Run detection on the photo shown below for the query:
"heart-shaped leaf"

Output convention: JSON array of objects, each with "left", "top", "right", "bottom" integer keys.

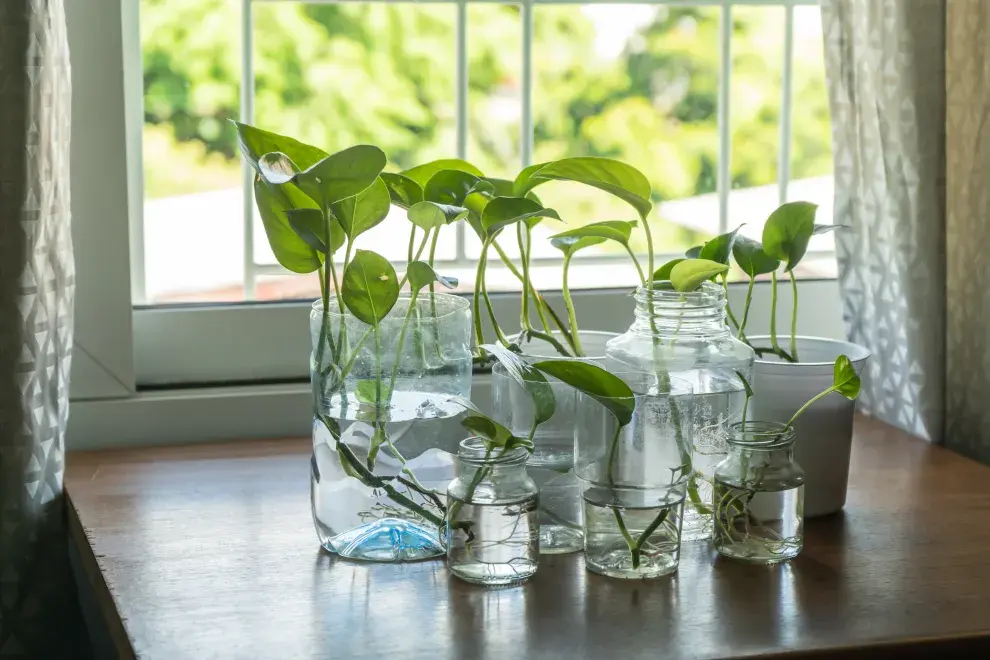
[
  {"left": 381, "top": 172, "right": 423, "bottom": 209},
  {"left": 253, "top": 177, "right": 322, "bottom": 274},
  {"left": 232, "top": 121, "right": 328, "bottom": 173},
  {"left": 549, "top": 220, "right": 637, "bottom": 255},
  {"left": 286, "top": 208, "right": 344, "bottom": 255},
  {"left": 461, "top": 415, "right": 523, "bottom": 449},
  {"left": 832, "top": 355, "right": 861, "bottom": 400},
  {"left": 401, "top": 159, "right": 484, "bottom": 188},
  {"left": 699, "top": 226, "right": 743, "bottom": 265},
  {"left": 355, "top": 379, "right": 378, "bottom": 405},
  {"left": 482, "top": 343, "right": 556, "bottom": 427},
  {"left": 481, "top": 197, "right": 560, "bottom": 239},
  {"left": 515, "top": 158, "right": 653, "bottom": 219},
  {"left": 423, "top": 170, "right": 494, "bottom": 206},
  {"left": 332, "top": 177, "right": 390, "bottom": 241},
  {"left": 406, "top": 261, "right": 457, "bottom": 292},
  {"left": 293, "top": 145, "right": 387, "bottom": 210},
  {"left": 652, "top": 258, "right": 685, "bottom": 282},
  {"left": 732, "top": 236, "right": 780, "bottom": 277},
  {"left": 685, "top": 245, "right": 703, "bottom": 258},
  {"left": 762, "top": 201, "right": 818, "bottom": 271},
  {"left": 340, "top": 250, "right": 400, "bottom": 325},
  {"left": 531, "top": 359, "right": 636, "bottom": 427},
  {"left": 551, "top": 235, "right": 606, "bottom": 258},
  {"left": 669, "top": 258, "right": 729, "bottom": 292},
  {"left": 407, "top": 201, "right": 468, "bottom": 230}
]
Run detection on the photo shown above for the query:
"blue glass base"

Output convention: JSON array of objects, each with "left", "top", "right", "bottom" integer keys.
[{"left": 322, "top": 518, "right": 444, "bottom": 562}]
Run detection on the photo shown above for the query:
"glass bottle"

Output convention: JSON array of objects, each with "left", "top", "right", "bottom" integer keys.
[
  {"left": 712, "top": 422, "right": 805, "bottom": 563},
  {"left": 605, "top": 281, "right": 755, "bottom": 542},
  {"left": 446, "top": 437, "right": 540, "bottom": 586}
]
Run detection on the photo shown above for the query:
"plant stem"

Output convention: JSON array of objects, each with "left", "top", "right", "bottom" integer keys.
[
  {"left": 738, "top": 276, "right": 755, "bottom": 342},
  {"left": 623, "top": 244, "right": 647, "bottom": 287},
  {"left": 769, "top": 270, "right": 781, "bottom": 356},
  {"left": 492, "top": 239, "right": 559, "bottom": 339},
  {"left": 387, "top": 291, "right": 419, "bottom": 395},
  {"left": 605, "top": 423, "right": 623, "bottom": 486},
  {"left": 517, "top": 223, "right": 532, "bottom": 332},
  {"left": 397, "top": 230, "right": 433, "bottom": 289},
  {"left": 472, "top": 242, "right": 488, "bottom": 346},
  {"left": 640, "top": 213, "right": 655, "bottom": 290},
  {"left": 612, "top": 508, "right": 639, "bottom": 569},
  {"left": 789, "top": 269, "right": 799, "bottom": 362},
  {"left": 786, "top": 386, "right": 836, "bottom": 429},
  {"left": 721, "top": 273, "right": 741, "bottom": 333},
  {"left": 407, "top": 224, "right": 416, "bottom": 264},
  {"left": 633, "top": 508, "right": 669, "bottom": 557},
  {"left": 561, "top": 253, "right": 585, "bottom": 356},
  {"left": 522, "top": 329, "right": 571, "bottom": 357}
]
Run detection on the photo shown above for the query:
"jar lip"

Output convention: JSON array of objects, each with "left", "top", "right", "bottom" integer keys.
[
  {"left": 728, "top": 421, "right": 796, "bottom": 449},
  {"left": 635, "top": 280, "right": 725, "bottom": 302},
  {"left": 458, "top": 436, "right": 530, "bottom": 465},
  {"left": 311, "top": 292, "right": 469, "bottom": 320}
]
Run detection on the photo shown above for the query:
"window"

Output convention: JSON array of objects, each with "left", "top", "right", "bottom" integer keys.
[{"left": 66, "top": 0, "right": 844, "bottom": 445}]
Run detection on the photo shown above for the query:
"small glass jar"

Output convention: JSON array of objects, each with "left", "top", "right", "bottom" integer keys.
[
  {"left": 712, "top": 422, "right": 805, "bottom": 563},
  {"left": 606, "top": 281, "right": 754, "bottom": 542},
  {"left": 446, "top": 438, "right": 540, "bottom": 586}
]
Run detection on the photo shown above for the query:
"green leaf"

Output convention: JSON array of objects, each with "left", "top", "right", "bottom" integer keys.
[
  {"left": 423, "top": 170, "right": 494, "bottom": 207},
  {"left": 481, "top": 197, "right": 560, "bottom": 239},
  {"left": 355, "top": 380, "right": 378, "bottom": 405},
  {"left": 332, "top": 177, "right": 390, "bottom": 241},
  {"left": 515, "top": 158, "right": 653, "bottom": 219},
  {"left": 732, "top": 236, "right": 780, "bottom": 277},
  {"left": 401, "top": 159, "right": 484, "bottom": 188},
  {"left": 407, "top": 201, "right": 468, "bottom": 229},
  {"left": 550, "top": 235, "right": 606, "bottom": 258},
  {"left": 461, "top": 415, "right": 518, "bottom": 448},
  {"left": 231, "top": 121, "right": 328, "bottom": 173},
  {"left": 511, "top": 162, "right": 551, "bottom": 196},
  {"left": 669, "top": 258, "right": 730, "bottom": 292},
  {"left": 699, "top": 226, "right": 743, "bottom": 265},
  {"left": 548, "top": 220, "right": 637, "bottom": 256},
  {"left": 482, "top": 177, "right": 516, "bottom": 197},
  {"left": 292, "top": 145, "right": 387, "bottom": 210},
  {"left": 381, "top": 173, "right": 423, "bottom": 209},
  {"left": 287, "top": 208, "right": 332, "bottom": 255},
  {"left": 762, "top": 201, "right": 818, "bottom": 271},
  {"left": 735, "top": 369, "right": 754, "bottom": 398},
  {"left": 340, "top": 250, "right": 400, "bottom": 325},
  {"left": 685, "top": 245, "right": 702, "bottom": 258},
  {"left": 832, "top": 355, "right": 862, "bottom": 400},
  {"left": 406, "top": 261, "right": 457, "bottom": 292},
  {"left": 530, "top": 359, "right": 636, "bottom": 427},
  {"left": 481, "top": 343, "right": 556, "bottom": 427},
  {"left": 652, "top": 258, "right": 685, "bottom": 282},
  {"left": 253, "top": 177, "right": 322, "bottom": 274}
]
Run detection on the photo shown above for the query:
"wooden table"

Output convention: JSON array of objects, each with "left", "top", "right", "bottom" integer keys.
[{"left": 67, "top": 416, "right": 990, "bottom": 659}]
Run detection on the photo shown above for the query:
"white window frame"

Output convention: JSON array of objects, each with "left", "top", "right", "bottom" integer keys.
[{"left": 66, "top": 0, "right": 843, "bottom": 449}]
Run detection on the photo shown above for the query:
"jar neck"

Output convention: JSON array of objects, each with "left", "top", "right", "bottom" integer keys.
[
  {"left": 455, "top": 437, "right": 529, "bottom": 474},
  {"left": 632, "top": 282, "right": 730, "bottom": 338},
  {"left": 727, "top": 421, "right": 796, "bottom": 459}
]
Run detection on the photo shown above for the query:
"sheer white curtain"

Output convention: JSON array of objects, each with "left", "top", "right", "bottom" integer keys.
[
  {"left": 823, "top": 0, "right": 990, "bottom": 463},
  {"left": 0, "top": 0, "right": 88, "bottom": 655}
]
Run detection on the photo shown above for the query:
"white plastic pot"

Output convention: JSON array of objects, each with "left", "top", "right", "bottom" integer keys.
[{"left": 748, "top": 336, "right": 871, "bottom": 518}]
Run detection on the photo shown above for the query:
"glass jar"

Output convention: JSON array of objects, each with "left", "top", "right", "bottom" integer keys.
[
  {"left": 712, "top": 422, "right": 805, "bottom": 563},
  {"left": 575, "top": 375, "right": 693, "bottom": 579},
  {"left": 605, "top": 281, "right": 754, "bottom": 542},
  {"left": 310, "top": 293, "right": 472, "bottom": 562},
  {"left": 446, "top": 438, "right": 540, "bottom": 586}
]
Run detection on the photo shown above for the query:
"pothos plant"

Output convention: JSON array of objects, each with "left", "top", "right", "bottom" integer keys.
[{"left": 663, "top": 201, "right": 840, "bottom": 363}]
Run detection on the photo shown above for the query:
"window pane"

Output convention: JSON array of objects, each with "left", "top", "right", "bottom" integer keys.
[{"left": 141, "top": 0, "right": 243, "bottom": 303}]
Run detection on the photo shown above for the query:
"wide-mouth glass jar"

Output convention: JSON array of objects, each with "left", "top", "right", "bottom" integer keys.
[
  {"left": 309, "top": 293, "right": 472, "bottom": 562},
  {"left": 712, "top": 421, "right": 805, "bottom": 563},
  {"left": 606, "top": 282, "right": 754, "bottom": 543},
  {"left": 446, "top": 437, "right": 540, "bottom": 586},
  {"left": 574, "top": 374, "right": 694, "bottom": 579}
]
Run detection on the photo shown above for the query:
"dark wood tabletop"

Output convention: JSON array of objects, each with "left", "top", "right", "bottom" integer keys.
[{"left": 66, "top": 415, "right": 990, "bottom": 660}]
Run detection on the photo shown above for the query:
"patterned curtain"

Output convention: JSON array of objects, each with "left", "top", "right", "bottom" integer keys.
[
  {"left": 820, "top": 0, "right": 947, "bottom": 443},
  {"left": 823, "top": 0, "right": 990, "bottom": 463},
  {"left": 0, "top": 1, "right": 89, "bottom": 656}
]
